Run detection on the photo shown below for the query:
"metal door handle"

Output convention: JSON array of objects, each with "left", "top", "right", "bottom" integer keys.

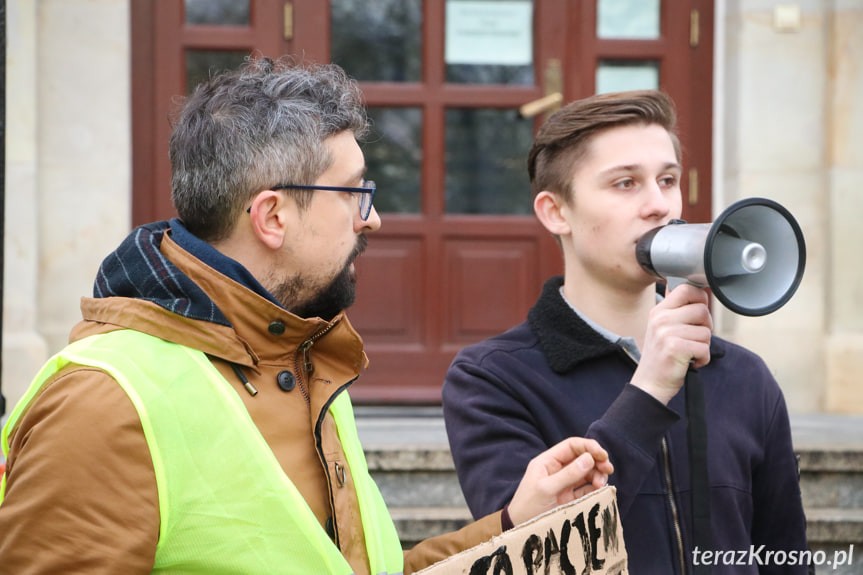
[
  {"left": 520, "top": 59, "right": 563, "bottom": 119},
  {"left": 519, "top": 92, "right": 563, "bottom": 118}
]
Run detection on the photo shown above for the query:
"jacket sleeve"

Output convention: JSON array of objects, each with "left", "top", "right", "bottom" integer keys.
[
  {"left": 402, "top": 510, "right": 502, "bottom": 574},
  {"left": 584, "top": 384, "right": 680, "bottom": 516},
  {"left": 443, "top": 352, "right": 679, "bottom": 522},
  {"left": 443, "top": 356, "right": 559, "bottom": 520},
  {"left": 750, "top": 391, "right": 810, "bottom": 574},
  {"left": 0, "top": 367, "right": 159, "bottom": 574}
]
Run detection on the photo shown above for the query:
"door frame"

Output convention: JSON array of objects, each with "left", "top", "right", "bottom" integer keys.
[{"left": 130, "top": 0, "right": 714, "bottom": 403}]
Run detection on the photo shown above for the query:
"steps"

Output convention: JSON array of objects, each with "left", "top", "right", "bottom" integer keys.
[
  {"left": 359, "top": 408, "right": 471, "bottom": 549},
  {"left": 793, "top": 417, "right": 863, "bottom": 573},
  {"left": 357, "top": 408, "right": 863, "bottom": 571},
  {"left": 363, "top": 443, "right": 470, "bottom": 549}
]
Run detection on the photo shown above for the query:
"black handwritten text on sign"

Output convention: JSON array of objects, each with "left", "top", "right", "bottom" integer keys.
[{"left": 469, "top": 502, "right": 624, "bottom": 575}]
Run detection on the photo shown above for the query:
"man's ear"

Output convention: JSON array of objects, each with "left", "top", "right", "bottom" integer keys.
[
  {"left": 248, "top": 190, "right": 288, "bottom": 250},
  {"left": 533, "top": 191, "right": 571, "bottom": 236}
]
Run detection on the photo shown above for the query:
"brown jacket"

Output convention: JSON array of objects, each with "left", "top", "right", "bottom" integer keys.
[{"left": 0, "top": 228, "right": 501, "bottom": 574}]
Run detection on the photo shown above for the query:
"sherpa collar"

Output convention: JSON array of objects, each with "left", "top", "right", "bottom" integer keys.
[
  {"left": 527, "top": 276, "right": 620, "bottom": 374},
  {"left": 527, "top": 276, "right": 724, "bottom": 375}
]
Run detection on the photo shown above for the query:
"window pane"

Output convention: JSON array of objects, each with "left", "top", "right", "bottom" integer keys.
[
  {"left": 446, "top": 63, "right": 534, "bottom": 85},
  {"left": 597, "top": 0, "right": 660, "bottom": 39},
  {"left": 185, "top": 0, "right": 250, "bottom": 26},
  {"left": 445, "top": 108, "right": 532, "bottom": 215},
  {"left": 363, "top": 108, "right": 423, "bottom": 214},
  {"left": 331, "top": 0, "right": 422, "bottom": 82},
  {"left": 445, "top": 0, "right": 534, "bottom": 85},
  {"left": 596, "top": 60, "right": 660, "bottom": 94},
  {"left": 186, "top": 50, "right": 250, "bottom": 94}
]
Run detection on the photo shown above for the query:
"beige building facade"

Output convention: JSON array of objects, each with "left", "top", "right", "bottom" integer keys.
[{"left": 3, "top": 0, "right": 862, "bottom": 415}]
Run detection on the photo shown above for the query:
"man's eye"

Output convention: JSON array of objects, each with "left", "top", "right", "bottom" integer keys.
[
  {"left": 659, "top": 175, "right": 678, "bottom": 187},
  {"left": 613, "top": 179, "right": 636, "bottom": 189}
]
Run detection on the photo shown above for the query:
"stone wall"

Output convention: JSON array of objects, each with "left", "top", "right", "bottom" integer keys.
[
  {"left": 824, "top": 1, "right": 863, "bottom": 413},
  {"left": 718, "top": 0, "right": 863, "bottom": 414},
  {"left": 2, "top": 0, "right": 861, "bottom": 415},
  {"left": 2, "top": 0, "right": 131, "bottom": 410}
]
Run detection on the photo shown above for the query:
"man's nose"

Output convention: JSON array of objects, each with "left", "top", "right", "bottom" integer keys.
[
  {"left": 357, "top": 205, "right": 382, "bottom": 233},
  {"left": 643, "top": 181, "right": 673, "bottom": 219}
]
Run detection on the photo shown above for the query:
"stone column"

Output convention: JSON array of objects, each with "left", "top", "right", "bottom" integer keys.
[
  {"left": 825, "top": 0, "right": 863, "bottom": 413},
  {"left": 37, "top": 0, "right": 132, "bottom": 353},
  {"left": 2, "top": 0, "right": 131, "bottom": 412},
  {"left": 720, "top": 0, "right": 829, "bottom": 412},
  {"left": 3, "top": 0, "right": 46, "bottom": 414}
]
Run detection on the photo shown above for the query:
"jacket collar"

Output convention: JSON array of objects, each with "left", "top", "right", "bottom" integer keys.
[
  {"left": 527, "top": 276, "right": 725, "bottom": 374},
  {"left": 78, "top": 222, "right": 368, "bottom": 372},
  {"left": 528, "top": 276, "right": 620, "bottom": 374}
]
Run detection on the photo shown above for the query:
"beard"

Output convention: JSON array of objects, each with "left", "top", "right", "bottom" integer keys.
[{"left": 271, "top": 235, "right": 368, "bottom": 322}]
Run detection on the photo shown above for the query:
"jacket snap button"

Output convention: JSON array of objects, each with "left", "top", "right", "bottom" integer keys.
[
  {"left": 276, "top": 370, "right": 296, "bottom": 392},
  {"left": 268, "top": 320, "right": 286, "bottom": 335}
]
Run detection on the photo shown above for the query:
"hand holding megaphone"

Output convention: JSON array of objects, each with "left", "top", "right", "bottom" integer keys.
[
  {"left": 636, "top": 198, "right": 806, "bottom": 316},
  {"left": 633, "top": 200, "right": 803, "bottom": 559}
]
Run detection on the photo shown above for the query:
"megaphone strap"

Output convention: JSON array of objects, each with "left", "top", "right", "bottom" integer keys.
[{"left": 686, "top": 368, "right": 713, "bottom": 573}]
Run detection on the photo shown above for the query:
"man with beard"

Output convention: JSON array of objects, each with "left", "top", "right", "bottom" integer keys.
[{"left": 0, "top": 57, "right": 613, "bottom": 575}]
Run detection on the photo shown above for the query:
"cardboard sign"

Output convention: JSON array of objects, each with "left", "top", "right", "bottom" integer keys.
[{"left": 417, "top": 486, "right": 628, "bottom": 575}]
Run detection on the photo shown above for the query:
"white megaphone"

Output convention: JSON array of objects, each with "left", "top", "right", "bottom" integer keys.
[{"left": 635, "top": 198, "right": 806, "bottom": 316}]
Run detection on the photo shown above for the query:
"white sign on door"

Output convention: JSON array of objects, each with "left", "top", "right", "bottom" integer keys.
[{"left": 445, "top": 1, "right": 533, "bottom": 66}]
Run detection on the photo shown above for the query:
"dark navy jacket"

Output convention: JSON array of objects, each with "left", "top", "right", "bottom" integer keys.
[{"left": 443, "top": 276, "right": 809, "bottom": 574}]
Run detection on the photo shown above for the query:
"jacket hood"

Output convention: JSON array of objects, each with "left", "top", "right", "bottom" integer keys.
[{"left": 93, "top": 221, "right": 231, "bottom": 327}]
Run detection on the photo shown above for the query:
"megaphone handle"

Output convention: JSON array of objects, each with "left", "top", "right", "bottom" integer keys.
[{"left": 667, "top": 276, "right": 687, "bottom": 292}]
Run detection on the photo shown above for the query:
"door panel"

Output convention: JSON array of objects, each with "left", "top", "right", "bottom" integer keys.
[
  {"left": 132, "top": 0, "right": 713, "bottom": 403},
  {"left": 443, "top": 237, "right": 540, "bottom": 344},
  {"left": 350, "top": 238, "right": 425, "bottom": 344},
  {"left": 326, "top": 0, "right": 554, "bottom": 402}
]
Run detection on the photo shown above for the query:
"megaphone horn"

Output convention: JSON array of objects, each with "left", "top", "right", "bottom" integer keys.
[{"left": 635, "top": 198, "right": 806, "bottom": 316}]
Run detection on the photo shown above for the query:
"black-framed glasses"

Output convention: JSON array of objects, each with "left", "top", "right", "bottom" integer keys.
[{"left": 250, "top": 180, "right": 377, "bottom": 220}]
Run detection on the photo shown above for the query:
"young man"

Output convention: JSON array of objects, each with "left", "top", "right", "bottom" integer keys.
[
  {"left": 443, "top": 90, "right": 809, "bottom": 574},
  {"left": 0, "top": 57, "right": 613, "bottom": 574}
]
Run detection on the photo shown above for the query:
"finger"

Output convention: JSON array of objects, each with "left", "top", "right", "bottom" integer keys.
[
  {"left": 666, "top": 282, "right": 710, "bottom": 305},
  {"left": 573, "top": 469, "right": 609, "bottom": 495},
  {"left": 667, "top": 325, "right": 713, "bottom": 346},
  {"left": 668, "top": 338, "right": 711, "bottom": 368},
  {"left": 541, "top": 452, "right": 596, "bottom": 495},
  {"left": 655, "top": 302, "right": 713, "bottom": 331},
  {"left": 563, "top": 440, "right": 613, "bottom": 477},
  {"left": 681, "top": 303, "right": 713, "bottom": 331},
  {"left": 583, "top": 439, "right": 611, "bottom": 464},
  {"left": 691, "top": 348, "right": 712, "bottom": 369},
  {"left": 540, "top": 437, "right": 605, "bottom": 470},
  {"left": 596, "top": 459, "right": 614, "bottom": 475},
  {"left": 572, "top": 483, "right": 598, "bottom": 500},
  {"left": 593, "top": 471, "right": 609, "bottom": 489}
]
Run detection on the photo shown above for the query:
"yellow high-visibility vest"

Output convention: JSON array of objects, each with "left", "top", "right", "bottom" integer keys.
[{"left": 1, "top": 329, "right": 404, "bottom": 575}]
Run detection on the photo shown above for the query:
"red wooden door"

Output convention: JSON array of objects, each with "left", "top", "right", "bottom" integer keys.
[{"left": 132, "top": 0, "right": 713, "bottom": 404}]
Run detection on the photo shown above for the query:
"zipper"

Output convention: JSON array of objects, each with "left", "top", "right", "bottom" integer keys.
[
  {"left": 293, "top": 318, "right": 341, "bottom": 405},
  {"left": 663, "top": 438, "right": 687, "bottom": 574},
  {"left": 314, "top": 379, "right": 356, "bottom": 549},
  {"left": 291, "top": 317, "right": 345, "bottom": 545},
  {"left": 619, "top": 348, "right": 688, "bottom": 574}
]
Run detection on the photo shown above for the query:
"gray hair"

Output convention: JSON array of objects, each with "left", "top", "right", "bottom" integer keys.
[{"left": 169, "top": 56, "right": 368, "bottom": 242}]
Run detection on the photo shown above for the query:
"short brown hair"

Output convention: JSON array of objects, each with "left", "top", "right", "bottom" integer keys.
[{"left": 527, "top": 90, "right": 681, "bottom": 202}]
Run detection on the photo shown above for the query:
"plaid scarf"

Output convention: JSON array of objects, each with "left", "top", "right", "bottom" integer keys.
[{"left": 93, "top": 221, "right": 231, "bottom": 327}]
